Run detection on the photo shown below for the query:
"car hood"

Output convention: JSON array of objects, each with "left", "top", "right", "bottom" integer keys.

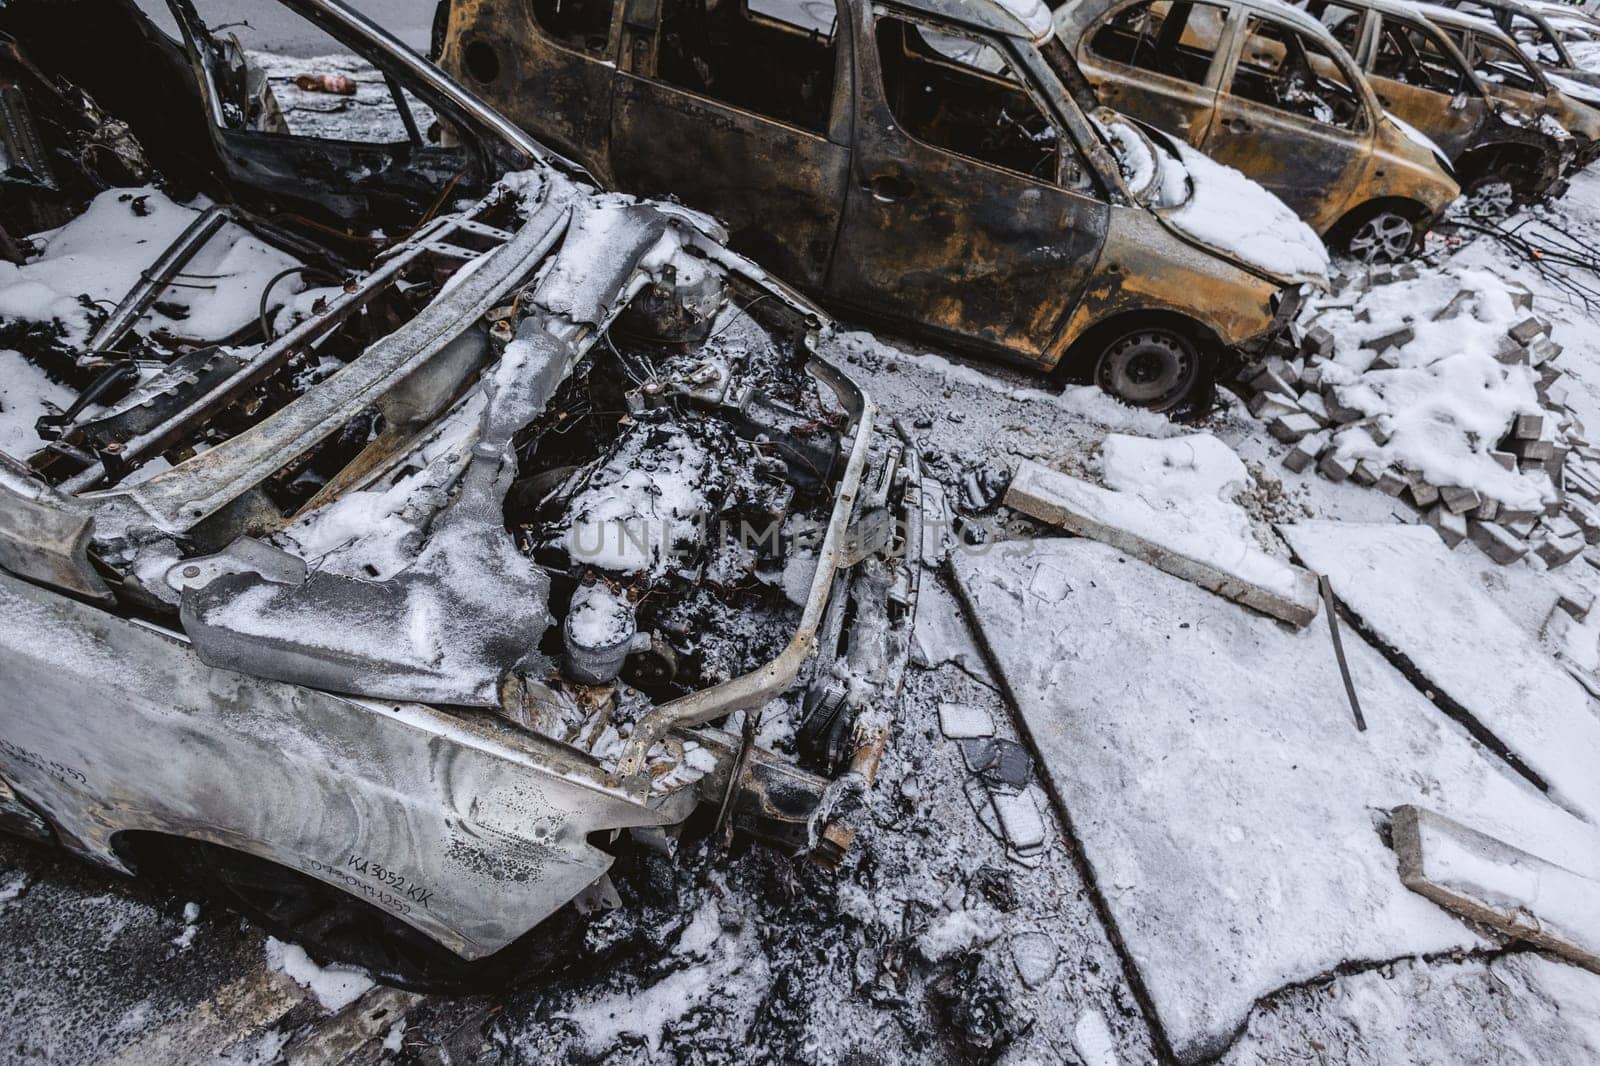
[{"left": 1096, "top": 113, "right": 1330, "bottom": 288}]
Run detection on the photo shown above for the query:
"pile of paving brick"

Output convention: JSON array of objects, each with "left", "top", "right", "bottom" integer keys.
[{"left": 1240, "top": 264, "right": 1599, "bottom": 570}]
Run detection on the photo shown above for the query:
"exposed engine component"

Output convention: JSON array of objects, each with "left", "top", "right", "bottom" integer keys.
[{"left": 564, "top": 578, "right": 648, "bottom": 685}]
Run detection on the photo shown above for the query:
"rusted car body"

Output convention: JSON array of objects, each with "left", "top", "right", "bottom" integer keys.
[
  {"left": 1415, "top": 1, "right": 1600, "bottom": 167},
  {"left": 1055, "top": 0, "right": 1461, "bottom": 258},
  {"left": 1297, "top": 0, "right": 1569, "bottom": 199},
  {"left": 435, "top": 0, "right": 1328, "bottom": 411},
  {"left": 0, "top": 0, "right": 920, "bottom": 984}
]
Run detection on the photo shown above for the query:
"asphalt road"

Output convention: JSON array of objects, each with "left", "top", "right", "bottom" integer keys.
[{"left": 134, "top": 0, "right": 437, "bottom": 55}]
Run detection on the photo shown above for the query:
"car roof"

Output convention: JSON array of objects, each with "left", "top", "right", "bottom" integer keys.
[
  {"left": 893, "top": 0, "right": 1057, "bottom": 41},
  {"left": 1405, "top": 0, "right": 1510, "bottom": 35}
]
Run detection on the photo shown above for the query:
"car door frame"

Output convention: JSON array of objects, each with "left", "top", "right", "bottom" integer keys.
[
  {"left": 825, "top": 2, "right": 1114, "bottom": 365},
  {"left": 1361, "top": 10, "right": 1487, "bottom": 161},
  {"left": 1076, "top": 0, "right": 1243, "bottom": 146},
  {"left": 606, "top": 0, "right": 856, "bottom": 292},
  {"left": 1204, "top": 6, "right": 1376, "bottom": 230}
]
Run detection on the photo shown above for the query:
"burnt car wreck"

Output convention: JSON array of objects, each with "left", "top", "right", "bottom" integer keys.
[{"left": 0, "top": 0, "right": 918, "bottom": 983}]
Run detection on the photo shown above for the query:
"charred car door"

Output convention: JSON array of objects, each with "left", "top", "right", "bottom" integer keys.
[
  {"left": 1077, "top": 0, "right": 1235, "bottom": 144},
  {"left": 826, "top": 11, "right": 1108, "bottom": 362},
  {"left": 1203, "top": 14, "right": 1371, "bottom": 229},
  {"left": 1364, "top": 11, "right": 1482, "bottom": 160},
  {"left": 433, "top": 0, "right": 619, "bottom": 178},
  {"left": 607, "top": 0, "right": 853, "bottom": 292}
]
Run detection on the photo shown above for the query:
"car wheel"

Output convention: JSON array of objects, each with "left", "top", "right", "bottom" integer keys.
[
  {"left": 1344, "top": 210, "right": 1418, "bottom": 264},
  {"left": 149, "top": 837, "right": 583, "bottom": 994},
  {"left": 1464, "top": 178, "right": 1517, "bottom": 220},
  {"left": 1093, "top": 327, "right": 1202, "bottom": 412}
]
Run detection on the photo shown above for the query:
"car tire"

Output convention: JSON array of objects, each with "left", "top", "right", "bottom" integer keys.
[
  {"left": 1092, "top": 326, "right": 1205, "bottom": 413},
  {"left": 142, "top": 837, "right": 586, "bottom": 994},
  {"left": 1463, "top": 176, "right": 1518, "bottom": 220},
  {"left": 1343, "top": 209, "right": 1419, "bottom": 264}
]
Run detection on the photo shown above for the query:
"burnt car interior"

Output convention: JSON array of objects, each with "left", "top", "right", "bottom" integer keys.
[
  {"left": 655, "top": 0, "right": 839, "bottom": 135},
  {"left": 1089, "top": 0, "right": 1226, "bottom": 85},
  {"left": 1447, "top": 24, "right": 1546, "bottom": 93},
  {"left": 1230, "top": 17, "right": 1366, "bottom": 129},
  {"left": 530, "top": 0, "right": 616, "bottom": 55},
  {"left": 1372, "top": 17, "right": 1471, "bottom": 94},
  {"left": 876, "top": 18, "right": 1062, "bottom": 181}
]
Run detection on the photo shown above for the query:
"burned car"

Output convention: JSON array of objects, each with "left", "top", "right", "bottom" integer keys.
[
  {"left": 1416, "top": 1, "right": 1600, "bottom": 170},
  {"left": 1297, "top": 0, "right": 1571, "bottom": 203},
  {"left": 1056, "top": 0, "right": 1467, "bottom": 260},
  {"left": 436, "top": 0, "right": 1329, "bottom": 412},
  {"left": 1439, "top": 0, "right": 1600, "bottom": 102},
  {"left": 0, "top": 0, "right": 921, "bottom": 985}
]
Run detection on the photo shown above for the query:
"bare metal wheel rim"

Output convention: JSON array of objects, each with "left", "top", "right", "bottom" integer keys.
[
  {"left": 1347, "top": 211, "right": 1415, "bottom": 264},
  {"left": 1468, "top": 179, "right": 1516, "bottom": 219},
  {"left": 1094, "top": 329, "right": 1199, "bottom": 411}
]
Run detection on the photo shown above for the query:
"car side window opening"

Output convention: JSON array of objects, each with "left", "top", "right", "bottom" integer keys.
[
  {"left": 1230, "top": 18, "right": 1365, "bottom": 130},
  {"left": 654, "top": 0, "right": 838, "bottom": 134},
  {"left": 1089, "top": 0, "right": 1230, "bottom": 86},
  {"left": 1373, "top": 19, "right": 1468, "bottom": 94},
  {"left": 530, "top": 0, "right": 616, "bottom": 57},
  {"left": 182, "top": 0, "right": 441, "bottom": 146},
  {"left": 1301, "top": 0, "right": 1363, "bottom": 56},
  {"left": 1458, "top": 29, "right": 1544, "bottom": 93},
  {"left": 874, "top": 17, "right": 1072, "bottom": 185}
]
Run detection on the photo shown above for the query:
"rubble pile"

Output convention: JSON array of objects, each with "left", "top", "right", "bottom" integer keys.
[{"left": 1240, "top": 263, "right": 1600, "bottom": 569}]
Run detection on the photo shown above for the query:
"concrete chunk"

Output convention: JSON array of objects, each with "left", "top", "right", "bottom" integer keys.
[
  {"left": 1508, "top": 317, "right": 1547, "bottom": 345},
  {"left": 1426, "top": 505, "right": 1468, "bottom": 549},
  {"left": 1268, "top": 412, "right": 1322, "bottom": 443},
  {"left": 1408, "top": 475, "right": 1439, "bottom": 508},
  {"left": 1514, "top": 414, "right": 1546, "bottom": 441},
  {"left": 1283, "top": 431, "right": 1329, "bottom": 473},
  {"left": 1300, "top": 324, "right": 1335, "bottom": 359},
  {"left": 1439, "top": 485, "right": 1482, "bottom": 515},
  {"left": 1494, "top": 336, "right": 1531, "bottom": 365},
  {"left": 1365, "top": 325, "right": 1415, "bottom": 353},
  {"left": 1376, "top": 469, "right": 1408, "bottom": 497},
  {"left": 1468, "top": 520, "right": 1528, "bottom": 564},
  {"left": 1535, "top": 533, "right": 1585, "bottom": 569},
  {"left": 1318, "top": 451, "right": 1357, "bottom": 483},
  {"left": 1005, "top": 460, "right": 1319, "bottom": 627},
  {"left": 1394, "top": 806, "right": 1600, "bottom": 975},
  {"left": 1248, "top": 391, "right": 1300, "bottom": 421}
]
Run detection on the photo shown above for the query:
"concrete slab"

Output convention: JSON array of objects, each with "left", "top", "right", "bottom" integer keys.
[
  {"left": 1005, "top": 460, "right": 1318, "bottom": 627},
  {"left": 952, "top": 538, "right": 1600, "bottom": 1062},
  {"left": 1395, "top": 806, "right": 1600, "bottom": 973},
  {"left": 1279, "top": 521, "right": 1600, "bottom": 825}
]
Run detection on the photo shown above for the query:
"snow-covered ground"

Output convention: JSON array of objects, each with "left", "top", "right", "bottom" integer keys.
[{"left": 8, "top": 50, "right": 1600, "bottom": 1066}]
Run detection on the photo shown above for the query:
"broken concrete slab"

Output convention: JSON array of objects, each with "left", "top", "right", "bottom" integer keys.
[
  {"left": 1439, "top": 485, "right": 1482, "bottom": 516},
  {"left": 951, "top": 538, "right": 1600, "bottom": 1063},
  {"left": 1005, "top": 460, "right": 1318, "bottom": 627},
  {"left": 1425, "top": 505, "right": 1467, "bottom": 549},
  {"left": 1394, "top": 806, "right": 1600, "bottom": 974},
  {"left": 1268, "top": 412, "right": 1321, "bottom": 443},
  {"left": 1283, "top": 431, "right": 1329, "bottom": 474},
  {"left": 1279, "top": 521, "right": 1600, "bottom": 825}
]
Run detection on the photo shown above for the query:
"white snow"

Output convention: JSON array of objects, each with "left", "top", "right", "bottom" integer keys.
[
  {"left": 1074, "top": 1008, "right": 1122, "bottom": 1066},
  {"left": 263, "top": 937, "right": 375, "bottom": 1012},
  {"left": 0, "top": 349, "right": 74, "bottom": 458},
  {"left": 953, "top": 537, "right": 1600, "bottom": 1061},
  {"left": 1155, "top": 139, "right": 1330, "bottom": 285},
  {"left": 1282, "top": 520, "right": 1600, "bottom": 826},
  {"left": 0, "top": 187, "right": 301, "bottom": 349},
  {"left": 1300, "top": 267, "right": 1551, "bottom": 512},
  {"left": 171, "top": 901, "right": 200, "bottom": 950}
]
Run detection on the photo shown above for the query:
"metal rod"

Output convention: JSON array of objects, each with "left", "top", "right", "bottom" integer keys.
[{"left": 1319, "top": 573, "right": 1367, "bottom": 732}]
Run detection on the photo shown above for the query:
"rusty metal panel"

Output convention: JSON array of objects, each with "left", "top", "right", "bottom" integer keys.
[
  {"left": 826, "top": 5, "right": 1109, "bottom": 363},
  {"left": 436, "top": 0, "right": 623, "bottom": 182},
  {"left": 0, "top": 569, "right": 693, "bottom": 958}
]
